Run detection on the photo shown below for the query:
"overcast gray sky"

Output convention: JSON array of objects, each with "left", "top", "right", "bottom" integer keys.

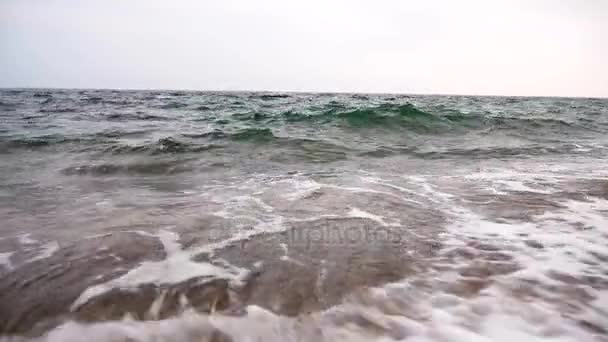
[{"left": 1, "top": 0, "right": 607, "bottom": 97}]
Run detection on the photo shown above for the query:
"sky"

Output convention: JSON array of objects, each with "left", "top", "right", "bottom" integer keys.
[{"left": 1, "top": 0, "right": 607, "bottom": 97}]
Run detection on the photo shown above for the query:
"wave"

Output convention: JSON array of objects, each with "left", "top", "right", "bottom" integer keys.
[
  {"left": 17, "top": 98, "right": 603, "bottom": 138},
  {"left": 61, "top": 160, "right": 192, "bottom": 176},
  {"left": 3, "top": 92, "right": 606, "bottom": 162},
  {"left": 158, "top": 102, "right": 188, "bottom": 109},
  {"left": 230, "top": 128, "right": 276, "bottom": 142},
  {"left": 3, "top": 128, "right": 602, "bottom": 161},
  {"left": 99, "top": 99, "right": 135, "bottom": 106},
  {"left": 2, "top": 90, "right": 24, "bottom": 95},
  {"left": 254, "top": 94, "right": 291, "bottom": 100},
  {"left": 226, "top": 129, "right": 350, "bottom": 162},
  {"left": 0, "top": 129, "right": 279, "bottom": 154},
  {"left": 280, "top": 103, "right": 464, "bottom": 134},
  {"left": 83, "top": 97, "right": 104, "bottom": 104},
  {"left": 92, "top": 130, "right": 149, "bottom": 139},
  {"left": 180, "top": 129, "right": 349, "bottom": 162},
  {"left": 105, "top": 138, "right": 221, "bottom": 155},
  {"left": 105, "top": 113, "right": 170, "bottom": 121},
  {"left": 33, "top": 92, "right": 52, "bottom": 98},
  {"left": 361, "top": 143, "right": 604, "bottom": 159},
  {"left": 489, "top": 116, "right": 574, "bottom": 129},
  {"left": 233, "top": 112, "right": 272, "bottom": 122},
  {"left": 0, "top": 135, "right": 89, "bottom": 150},
  {"left": 182, "top": 128, "right": 277, "bottom": 143},
  {"left": 276, "top": 102, "right": 604, "bottom": 135},
  {"left": 38, "top": 107, "right": 77, "bottom": 113},
  {"left": 338, "top": 103, "right": 444, "bottom": 129},
  {"left": 0, "top": 130, "right": 150, "bottom": 150},
  {"left": 0, "top": 134, "right": 187, "bottom": 154}
]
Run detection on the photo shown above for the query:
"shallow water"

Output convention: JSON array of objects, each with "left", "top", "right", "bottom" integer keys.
[{"left": 1, "top": 90, "right": 607, "bottom": 341}]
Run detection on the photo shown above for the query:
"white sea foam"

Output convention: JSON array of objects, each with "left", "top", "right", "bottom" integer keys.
[
  {"left": 280, "top": 178, "right": 322, "bottom": 201},
  {"left": 348, "top": 207, "right": 391, "bottom": 226},
  {"left": 18, "top": 233, "right": 37, "bottom": 245},
  {"left": 16, "top": 287, "right": 604, "bottom": 342},
  {"left": 0, "top": 251, "right": 14, "bottom": 270},
  {"left": 71, "top": 230, "right": 249, "bottom": 311},
  {"left": 444, "top": 197, "right": 608, "bottom": 281},
  {"left": 494, "top": 180, "right": 553, "bottom": 194},
  {"left": 26, "top": 241, "right": 60, "bottom": 263},
  {"left": 28, "top": 169, "right": 608, "bottom": 342},
  {"left": 325, "top": 183, "right": 423, "bottom": 205}
]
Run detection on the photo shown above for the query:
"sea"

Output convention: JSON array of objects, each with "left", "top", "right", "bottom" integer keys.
[{"left": 1, "top": 89, "right": 607, "bottom": 341}]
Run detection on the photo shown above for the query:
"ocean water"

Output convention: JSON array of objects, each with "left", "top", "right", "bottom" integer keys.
[{"left": 1, "top": 89, "right": 608, "bottom": 341}]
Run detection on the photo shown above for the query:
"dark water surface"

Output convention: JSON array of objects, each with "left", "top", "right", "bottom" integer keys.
[{"left": 1, "top": 89, "right": 608, "bottom": 341}]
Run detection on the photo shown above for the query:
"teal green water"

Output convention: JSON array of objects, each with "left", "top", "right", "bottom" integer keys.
[{"left": 1, "top": 90, "right": 607, "bottom": 170}]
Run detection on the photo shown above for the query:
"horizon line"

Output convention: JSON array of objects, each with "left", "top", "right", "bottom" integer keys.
[{"left": 1, "top": 86, "right": 606, "bottom": 100}]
